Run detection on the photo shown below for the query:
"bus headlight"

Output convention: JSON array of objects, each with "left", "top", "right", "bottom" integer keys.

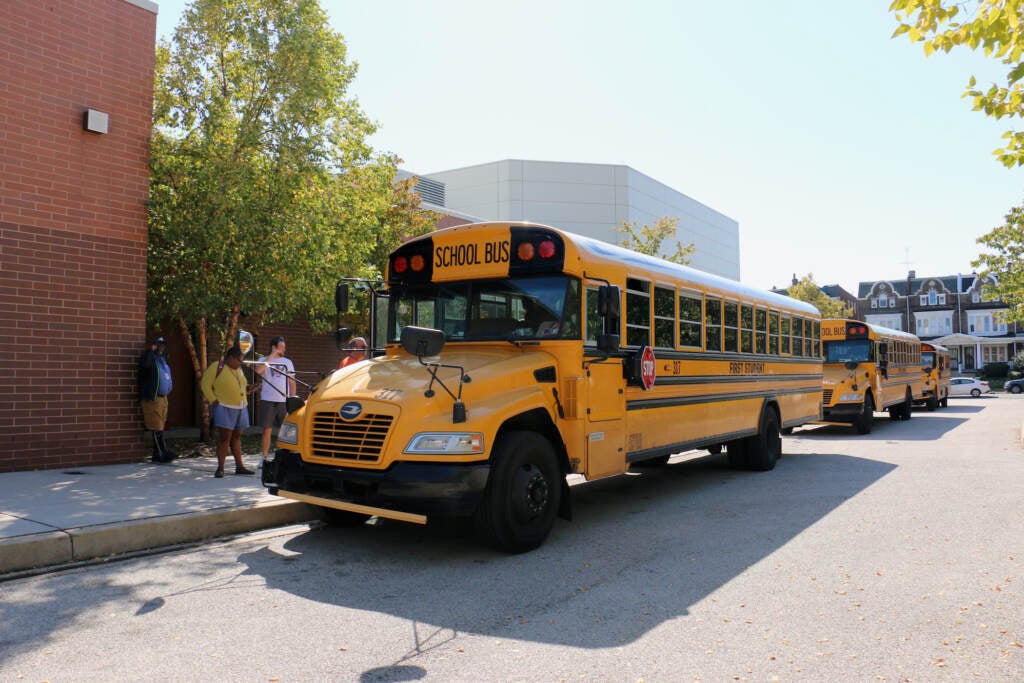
[
  {"left": 277, "top": 421, "right": 299, "bottom": 445},
  {"left": 839, "top": 393, "right": 864, "bottom": 402},
  {"left": 405, "top": 432, "right": 484, "bottom": 454}
]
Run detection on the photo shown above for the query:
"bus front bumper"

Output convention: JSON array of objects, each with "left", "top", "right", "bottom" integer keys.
[
  {"left": 262, "top": 449, "right": 490, "bottom": 519},
  {"left": 821, "top": 403, "right": 864, "bottom": 422}
]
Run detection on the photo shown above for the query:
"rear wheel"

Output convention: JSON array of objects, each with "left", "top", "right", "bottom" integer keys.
[
  {"left": 726, "top": 438, "right": 749, "bottom": 469},
  {"left": 476, "top": 431, "right": 561, "bottom": 553},
  {"left": 901, "top": 390, "right": 913, "bottom": 420},
  {"left": 854, "top": 395, "right": 874, "bottom": 434},
  {"left": 970, "top": 388, "right": 981, "bottom": 397},
  {"left": 747, "top": 406, "right": 781, "bottom": 471},
  {"left": 926, "top": 395, "right": 938, "bottom": 411}
]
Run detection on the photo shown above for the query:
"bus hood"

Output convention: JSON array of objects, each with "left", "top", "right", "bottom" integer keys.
[{"left": 312, "top": 347, "right": 559, "bottom": 415}]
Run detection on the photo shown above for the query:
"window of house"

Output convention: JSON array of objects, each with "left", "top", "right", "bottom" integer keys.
[
  {"left": 625, "top": 278, "right": 650, "bottom": 347},
  {"left": 888, "top": 296, "right": 896, "bottom": 308},
  {"left": 983, "top": 345, "right": 1008, "bottom": 363},
  {"left": 938, "top": 293, "right": 946, "bottom": 305},
  {"left": 678, "top": 292, "right": 702, "bottom": 348},
  {"left": 705, "top": 295, "right": 722, "bottom": 351},
  {"left": 920, "top": 295, "right": 928, "bottom": 306},
  {"left": 653, "top": 286, "right": 675, "bottom": 349},
  {"left": 871, "top": 299, "right": 878, "bottom": 309}
]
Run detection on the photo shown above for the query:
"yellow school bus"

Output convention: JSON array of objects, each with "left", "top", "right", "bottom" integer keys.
[
  {"left": 915, "top": 342, "right": 950, "bottom": 411},
  {"left": 263, "top": 222, "right": 823, "bottom": 552},
  {"left": 820, "top": 319, "right": 924, "bottom": 433}
]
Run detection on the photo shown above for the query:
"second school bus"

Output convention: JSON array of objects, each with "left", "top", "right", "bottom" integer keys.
[
  {"left": 820, "top": 319, "right": 924, "bottom": 434},
  {"left": 262, "top": 222, "right": 823, "bottom": 552}
]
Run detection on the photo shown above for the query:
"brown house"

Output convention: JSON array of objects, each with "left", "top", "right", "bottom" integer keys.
[{"left": 0, "top": 0, "right": 158, "bottom": 472}]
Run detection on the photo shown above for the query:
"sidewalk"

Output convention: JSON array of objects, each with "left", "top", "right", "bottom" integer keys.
[{"left": 0, "top": 452, "right": 320, "bottom": 576}]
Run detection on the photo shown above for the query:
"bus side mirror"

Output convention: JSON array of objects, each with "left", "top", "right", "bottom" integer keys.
[
  {"left": 596, "top": 333, "right": 620, "bottom": 354},
  {"left": 335, "top": 283, "right": 349, "bottom": 313},
  {"left": 400, "top": 326, "right": 445, "bottom": 358},
  {"left": 597, "top": 285, "right": 620, "bottom": 317}
]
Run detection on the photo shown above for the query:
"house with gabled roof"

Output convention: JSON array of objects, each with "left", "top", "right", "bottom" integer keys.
[{"left": 856, "top": 271, "right": 1023, "bottom": 372}]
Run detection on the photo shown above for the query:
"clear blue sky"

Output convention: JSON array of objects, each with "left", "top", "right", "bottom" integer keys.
[{"left": 154, "top": 0, "right": 1023, "bottom": 294}]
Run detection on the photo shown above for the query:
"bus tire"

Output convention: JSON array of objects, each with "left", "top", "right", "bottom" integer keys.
[
  {"left": 901, "top": 390, "right": 913, "bottom": 419},
  {"left": 854, "top": 395, "right": 874, "bottom": 434},
  {"left": 747, "top": 406, "right": 781, "bottom": 472},
  {"left": 476, "top": 431, "right": 561, "bottom": 553},
  {"left": 939, "top": 395, "right": 948, "bottom": 408},
  {"left": 926, "top": 395, "right": 938, "bottom": 411},
  {"left": 726, "top": 438, "right": 749, "bottom": 469},
  {"left": 321, "top": 506, "right": 371, "bottom": 527}
]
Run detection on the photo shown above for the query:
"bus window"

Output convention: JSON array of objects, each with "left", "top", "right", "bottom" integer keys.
[
  {"left": 741, "top": 303, "right": 754, "bottom": 353},
  {"left": 824, "top": 339, "right": 871, "bottom": 363},
  {"left": 724, "top": 300, "right": 739, "bottom": 352},
  {"left": 585, "top": 287, "right": 600, "bottom": 343},
  {"left": 812, "top": 320, "right": 821, "bottom": 357},
  {"left": 705, "top": 295, "right": 722, "bottom": 351},
  {"left": 769, "top": 311, "right": 780, "bottom": 355},
  {"left": 679, "top": 292, "right": 702, "bottom": 348},
  {"left": 654, "top": 286, "right": 675, "bottom": 349},
  {"left": 793, "top": 317, "right": 805, "bottom": 356},
  {"left": 755, "top": 307, "right": 767, "bottom": 354},
  {"left": 626, "top": 278, "right": 651, "bottom": 347},
  {"left": 781, "top": 314, "right": 791, "bottom": 354}
]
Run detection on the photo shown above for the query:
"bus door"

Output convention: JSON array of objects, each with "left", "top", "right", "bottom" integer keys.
[{"left": 585, "top": 359, "right": 626, "bottom": 479}]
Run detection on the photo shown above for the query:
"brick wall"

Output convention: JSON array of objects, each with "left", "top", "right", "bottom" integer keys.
[{"left": 0, "top": 1, "right": 156, "bottom": 472}]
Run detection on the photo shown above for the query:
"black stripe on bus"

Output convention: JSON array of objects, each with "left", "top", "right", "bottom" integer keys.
[
  {"left": 626, "top": 386, "right": 822, "bottom": 411},
  {"left": 584, "top": 348, "right": 822, "bottom": 365},
  {"left": 653, "top": 373, "right": 823, "bottom": 386},
  {"left": 626, "top": 429, "right": 754, "bottom": 463}
]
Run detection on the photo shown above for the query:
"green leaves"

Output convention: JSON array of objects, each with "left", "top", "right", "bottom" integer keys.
[
  {"left": 786, "top": 275, "right": 853, "bottom": 319},
  {"left": 615, "top": 216, "right": 695, "bottom": 265},
  {"left": 891, "top": 0, "right": 1024, "bottom": 166},
  {"left": 148, "top": 0, "right": 432, "bottom": 348}
]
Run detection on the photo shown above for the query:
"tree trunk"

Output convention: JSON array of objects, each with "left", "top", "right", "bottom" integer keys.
[{"left": 178, "top": 315, "right": 212, "bottom": 441}]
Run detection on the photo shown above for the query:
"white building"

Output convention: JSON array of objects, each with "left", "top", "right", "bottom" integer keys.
[{"left": 423, "top": 159, "right": 740, "bottom": 280}]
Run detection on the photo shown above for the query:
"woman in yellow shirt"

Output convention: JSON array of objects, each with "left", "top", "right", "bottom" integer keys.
[{"left": 200, "top": 346, "right": 256, "bottom": 478}]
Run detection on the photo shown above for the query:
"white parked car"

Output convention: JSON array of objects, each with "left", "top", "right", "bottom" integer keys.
[{"left": 949, "top": 377, "right": 991, "bottom": 397}]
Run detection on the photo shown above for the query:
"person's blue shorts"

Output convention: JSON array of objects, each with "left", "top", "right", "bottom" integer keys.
[{"left": 213, "top": 403, "right": 250, "bottom": 431}]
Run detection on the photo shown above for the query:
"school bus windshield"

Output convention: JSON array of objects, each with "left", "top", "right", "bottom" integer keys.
[
  {"left": 824, "top": 339, "right": 872, "bottom": 363},
  {"left": 388, "top": 275, "right": 581, "bottom": 342}
]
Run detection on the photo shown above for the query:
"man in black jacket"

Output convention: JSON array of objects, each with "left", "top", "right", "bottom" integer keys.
[{"left": 138, "top": 336, "right": 177, "bottom": 463}]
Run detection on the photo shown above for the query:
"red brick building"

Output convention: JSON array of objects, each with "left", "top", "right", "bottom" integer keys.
[{"left": 0, "top": 0, "right": 158, "bottom": 472}]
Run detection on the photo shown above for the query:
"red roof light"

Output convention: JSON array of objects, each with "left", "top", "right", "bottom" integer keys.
[
  {"left": 393, "top": 256, "right": 408, "bottom": 273},
  {"left": 538, "top": 240, "right": 556, "bottom": 259}
]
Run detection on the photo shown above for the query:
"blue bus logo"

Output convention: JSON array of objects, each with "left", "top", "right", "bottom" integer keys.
[{"left": 340, "top": 401, "right": 362, "bottom": 420}]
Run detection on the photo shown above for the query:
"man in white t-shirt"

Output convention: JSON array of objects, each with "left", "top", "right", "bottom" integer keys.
[{"left": 255, "top": 336, "right": 296, "bottom": 458}]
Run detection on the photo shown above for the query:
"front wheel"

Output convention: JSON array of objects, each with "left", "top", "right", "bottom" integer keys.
[
  {"left": 1010, "top": 384, "right": 1022, "bottom": 394},
  {"left": 476, "top": 431, "right": 561, "bottom": 553},
  {"left": 854, "top": 395, "right": 874, "bottom": 434}
]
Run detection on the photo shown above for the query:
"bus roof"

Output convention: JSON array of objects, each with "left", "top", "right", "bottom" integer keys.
[
  {"left": 823, "top": 318, "right": 921, "bottom": 342},
  {"left": 415, "top": 222, "right": 820, "bottom": 317}
]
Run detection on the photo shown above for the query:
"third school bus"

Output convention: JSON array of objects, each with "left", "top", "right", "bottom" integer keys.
[
  {"left": 820, "top": 319, "right": 925, "bottom": 433},
  {"left": 262, "top": 222, "right": 823, "bottom": 552},
  {"left": 915, "top": 342, "right": 950, "bottom": 411}
]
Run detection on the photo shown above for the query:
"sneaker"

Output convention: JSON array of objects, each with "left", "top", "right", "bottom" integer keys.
[
  {"left": 234, "top": 466, "right": 255, "bottom": 475},
  {"left": 214, "top": 468, "right": 224, "bottom": 478}
]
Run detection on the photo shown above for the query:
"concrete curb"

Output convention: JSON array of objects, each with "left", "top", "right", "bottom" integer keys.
[{"left": 0, "top": 499, "right": 320, "bottom": 576}]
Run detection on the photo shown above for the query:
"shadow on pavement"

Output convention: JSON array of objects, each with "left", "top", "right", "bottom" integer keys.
[{"left": 232, "top": 452, "right": 895, "bottom": 650}]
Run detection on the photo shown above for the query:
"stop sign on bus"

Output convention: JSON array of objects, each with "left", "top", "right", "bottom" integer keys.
[{"left": 640, "top": 346, "right": 656, "bottom": 390}]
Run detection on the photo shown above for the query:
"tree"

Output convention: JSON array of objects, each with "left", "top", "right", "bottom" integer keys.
[
  {"left": 891, "top": 0, "right": 1024, "bottom": 167},
  {"left": 972, "top": 204, "right": 1024, "bottom": 323},
  {"left": 148, "top": 0, "right": 434, "bottom": 433},
  {"left": 615, "top": 216, "right": 695, "bottom": 264},
  {"left": 786, "top": 274, "right": 853, "bottom": 318}
]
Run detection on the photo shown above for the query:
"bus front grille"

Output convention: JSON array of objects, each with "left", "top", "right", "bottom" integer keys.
[
  {"left": 822, "top": 389, "right": 833, "bottom": 405},
  {"left": 311, "top": 412, "right": 393, "bottom": 462}
]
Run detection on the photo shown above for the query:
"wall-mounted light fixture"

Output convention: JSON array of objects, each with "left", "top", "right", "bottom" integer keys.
[{"left": 83, "top": 109, "right": 109, "bottom": 134}]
